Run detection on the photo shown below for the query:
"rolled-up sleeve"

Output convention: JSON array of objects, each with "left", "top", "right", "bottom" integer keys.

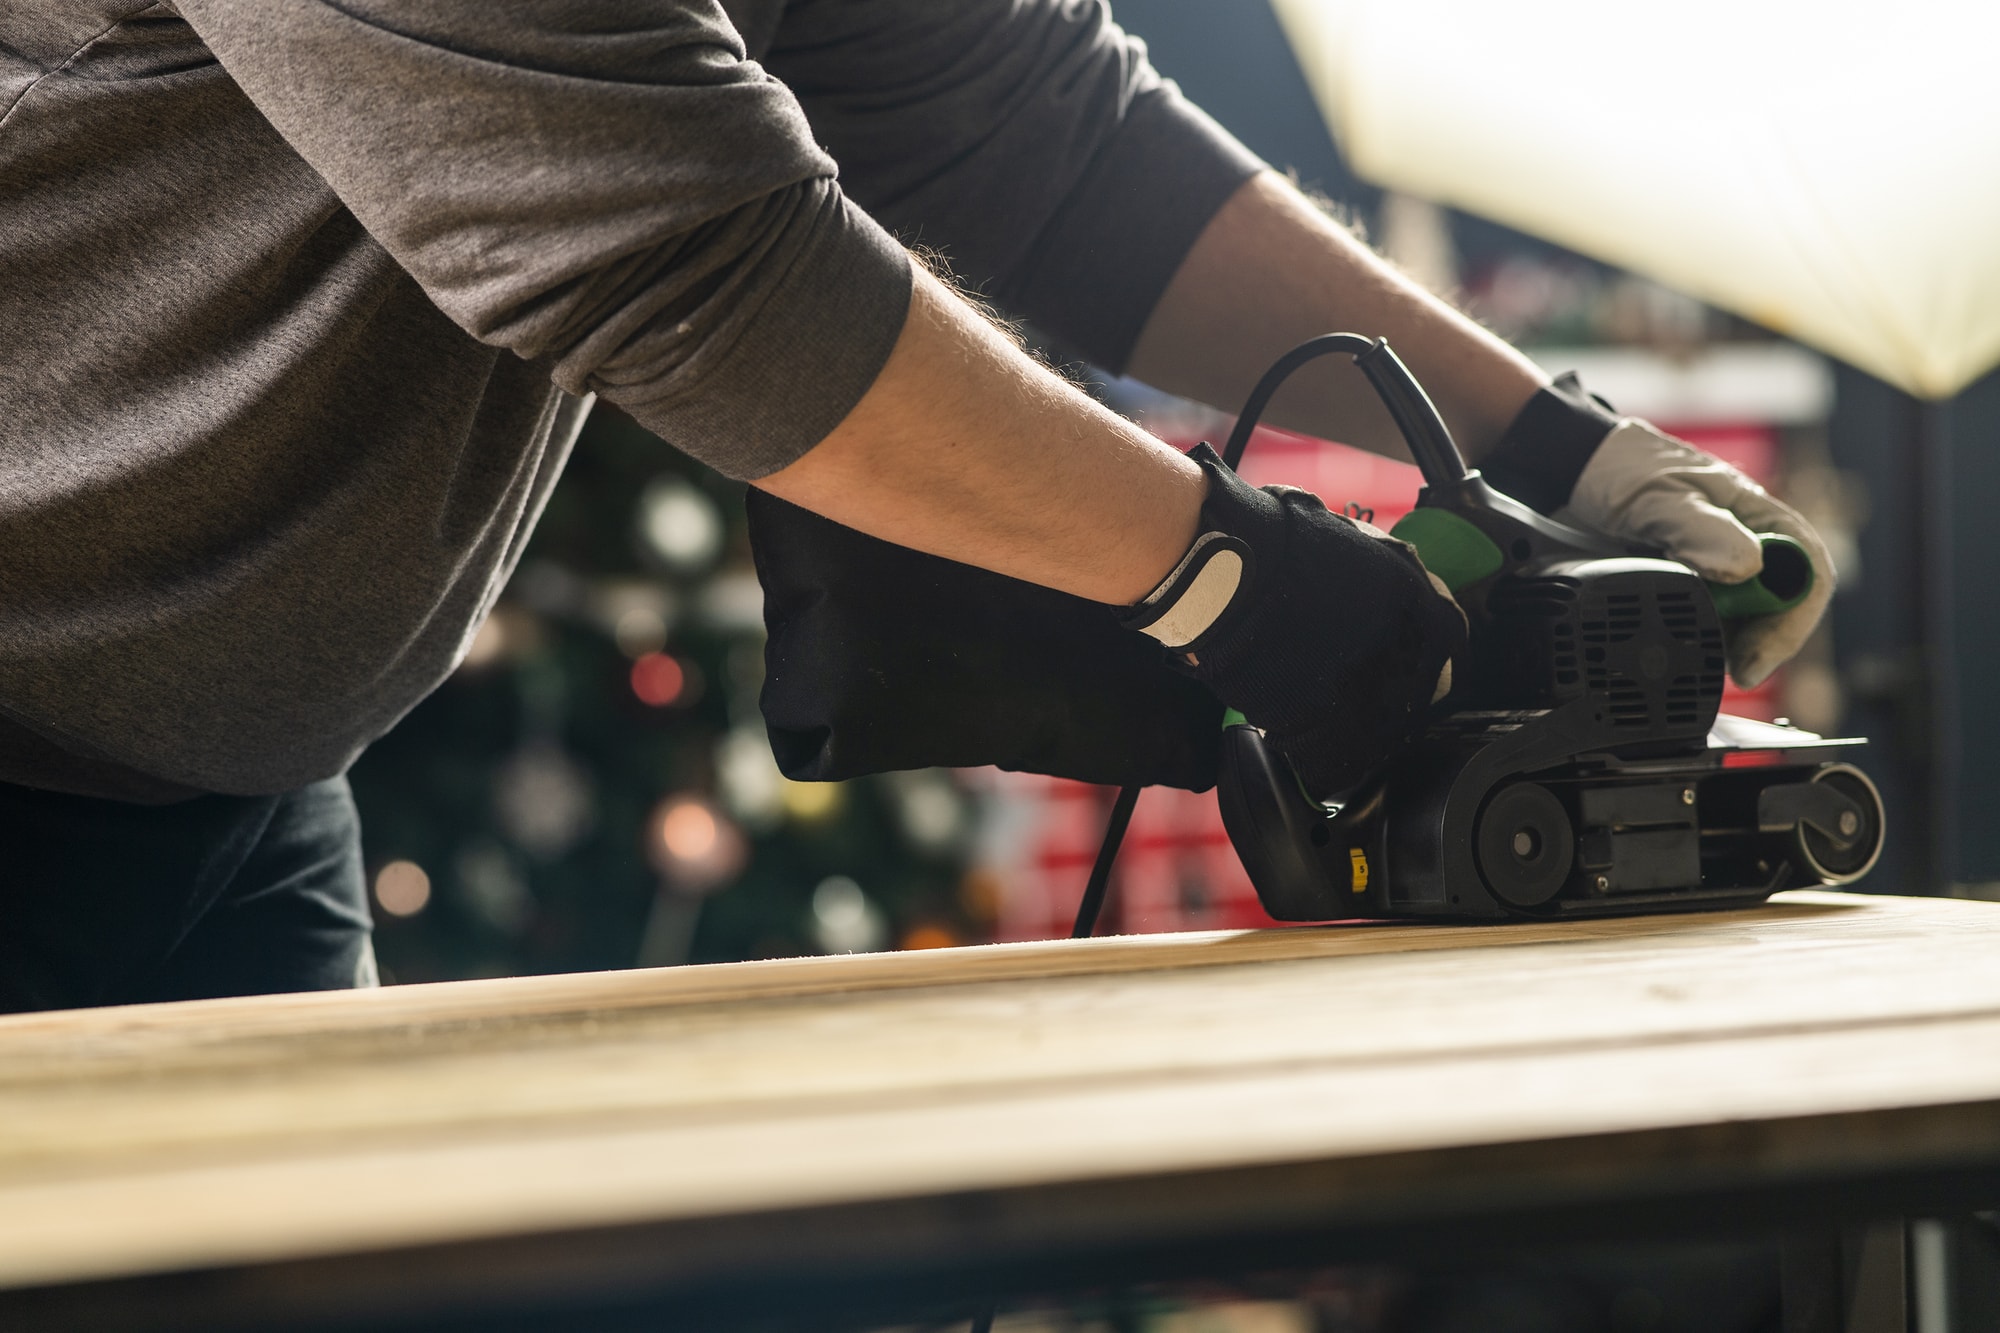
[
  {"left": 767, "top": 0, "right": 1266, "bottom": 374},
  {"left": 178, "top": 0, "right": 914, "bottom": 479}
]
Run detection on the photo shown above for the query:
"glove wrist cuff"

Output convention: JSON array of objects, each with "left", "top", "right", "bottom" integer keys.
[
  {"left": 1123, "top": 531, "right": 1251, "bottom": 650},
  {"left": 1120, "top": 442, "right": 1272, "bottom": 651},
  {"left": 1479, "top": 372, "right": 1621, "bottom": 515}
]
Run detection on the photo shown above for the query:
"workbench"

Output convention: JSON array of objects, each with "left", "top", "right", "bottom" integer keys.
[{"left": 3, "top": 891, "right": 1999, "bottom": 1330}]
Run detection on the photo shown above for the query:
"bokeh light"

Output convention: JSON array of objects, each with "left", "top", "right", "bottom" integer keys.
[
  {"left": 456, "top": 607, "right": 541, "bottom": 675},
  {"left": 374, "top": 860, "right": 432, "bottom": 917},
  {"left": 637, "top": 478, "right": 725, "bottom": 573},
  {"left": 458, "top": 618, "right": 508, "bottom": 673},
  {"left": 899, "top": 924, "right": 958, "bottom": 952},
  {"left": 810, "top": 875, "right": 887, "bottom": 954},
  {"left": 717, "top": 725, "right": 786, "bottom": 828},
  {"left": 645, "top": 794, "right": 747, "bottom": 893},
  {"left": 779, "top": 777, "right": 841, "bottom": 823},
  {"left": 662, "top": 802, "right": 715, "bottom": 861},
  {"left": 613, "top": 606, "right": 669, "bottom": 659},
  {"left": 493, "top": 743, "right": 596, "bottom": 860},
  {"left": 630, "top": 652, "right": 686, "bottom": 707}
]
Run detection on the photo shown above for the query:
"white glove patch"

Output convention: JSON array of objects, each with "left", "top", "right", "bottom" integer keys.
[
  {"left": 1129, "top": 533, "right": 1246, "bottom": 651},
  {"left": 1561, "top": 420, "right": 1835, "bottom": 689}
]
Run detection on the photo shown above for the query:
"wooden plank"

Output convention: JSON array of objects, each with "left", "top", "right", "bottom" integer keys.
[
  {"left": 0, "top": 891, "right": 1880, "bottom": 1066},
  {"left": 2, "top": 892, "right": 1998, "bottom": 1294}
]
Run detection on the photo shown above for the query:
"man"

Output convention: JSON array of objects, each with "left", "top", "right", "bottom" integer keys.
[{"left": 0, "top": 0, "right": 1829, "bottom": 1011}]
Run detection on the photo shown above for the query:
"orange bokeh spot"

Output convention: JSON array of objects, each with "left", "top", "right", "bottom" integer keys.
[
  {"left": 630, "top": 652, "right": 685, "bottom": 707},
  {"left": 657, "top": 800, "right": 718, "bottom": 863},
  {"left": 900, "top": 924, "right": 958, "bottom": 952}
]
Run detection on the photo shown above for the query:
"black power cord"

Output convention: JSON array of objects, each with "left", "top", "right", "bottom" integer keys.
[
  {"left": 1069, "top": 333, "right": 1448, "bottom": 940},
  {"left": 1068, "top": 784, "right": 1141, "bottom": 938}
]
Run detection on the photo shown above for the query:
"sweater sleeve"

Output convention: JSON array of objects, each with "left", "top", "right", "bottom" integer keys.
[
  {"left": 175, "top": 0, "right": 914, "bottom": 479},
  {"left": 765, "top": 0, "right": 1267, "bottom": 374}
]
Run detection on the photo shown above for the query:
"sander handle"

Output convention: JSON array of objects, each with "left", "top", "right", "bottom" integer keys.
[{"left": 1705, "top": 534, "right": 1815, "bottom": 618}]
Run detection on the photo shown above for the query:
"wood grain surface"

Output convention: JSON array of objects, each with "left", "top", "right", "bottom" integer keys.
[{"left": 4, "top": 891, "right": 2000, "bottom": 1298}]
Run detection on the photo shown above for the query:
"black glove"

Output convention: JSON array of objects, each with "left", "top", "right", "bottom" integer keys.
[
  {"left": 1117, "top": 444, "right": 1465, "bottom": 802},
  {"left": 747, "top": 489, "right": 1225, "bottom": 791}
]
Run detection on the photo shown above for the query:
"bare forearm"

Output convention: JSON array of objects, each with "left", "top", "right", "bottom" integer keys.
[
  {"left": 753, "top": 173, "right": 1542, "bottom": 605},
  {"left": 755, "top": 269, "right": 1204, "bottom": 605},
  {"left": 1128, "top": 171, "right": 1546, "bottom": 462}
]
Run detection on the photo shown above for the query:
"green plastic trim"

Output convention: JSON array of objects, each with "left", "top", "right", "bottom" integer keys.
[
  {"left": 1222, "top": 708, "right": 1248, "bottom": 728},
  {"left": 1706, "top": 533, "right": 1816, "bottom": 619},
  {"left": 1389, "top": 507, "right": 1505, "bottom": 592}
]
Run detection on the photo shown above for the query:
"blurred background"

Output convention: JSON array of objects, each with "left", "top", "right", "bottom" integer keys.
[{"left": 352, "top": 0, "right": 2000, "bottom": 992}]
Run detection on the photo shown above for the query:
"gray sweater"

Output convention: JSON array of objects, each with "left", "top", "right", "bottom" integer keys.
[{"left": 0, "top": 0, "right": 1261, "bottom": 798}]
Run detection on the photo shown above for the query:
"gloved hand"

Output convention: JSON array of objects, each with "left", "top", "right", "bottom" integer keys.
[
  {"left": 1119, "top": 444, "right": 1465, "bottom": 802},
  {"left": 1480, "top": 376, "right": 1834, "bottom": 689}
]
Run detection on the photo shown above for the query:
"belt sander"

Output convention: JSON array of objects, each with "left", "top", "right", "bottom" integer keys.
[{"left": 1208, "top": 335, "right": 1884, "bottom": 923}]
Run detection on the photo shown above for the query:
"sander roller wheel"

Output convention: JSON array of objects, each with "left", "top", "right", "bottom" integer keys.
[
  {"left": 1797, "top": 762, "right": 1885, "bottom": 885},
  {"left": 1475, "top": 782, "right": 1575, "bottom": 909}
]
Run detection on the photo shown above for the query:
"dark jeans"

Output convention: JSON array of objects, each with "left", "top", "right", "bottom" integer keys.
[{"left": 0, "top": 776, "right": 376, "bottom": 1013}]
